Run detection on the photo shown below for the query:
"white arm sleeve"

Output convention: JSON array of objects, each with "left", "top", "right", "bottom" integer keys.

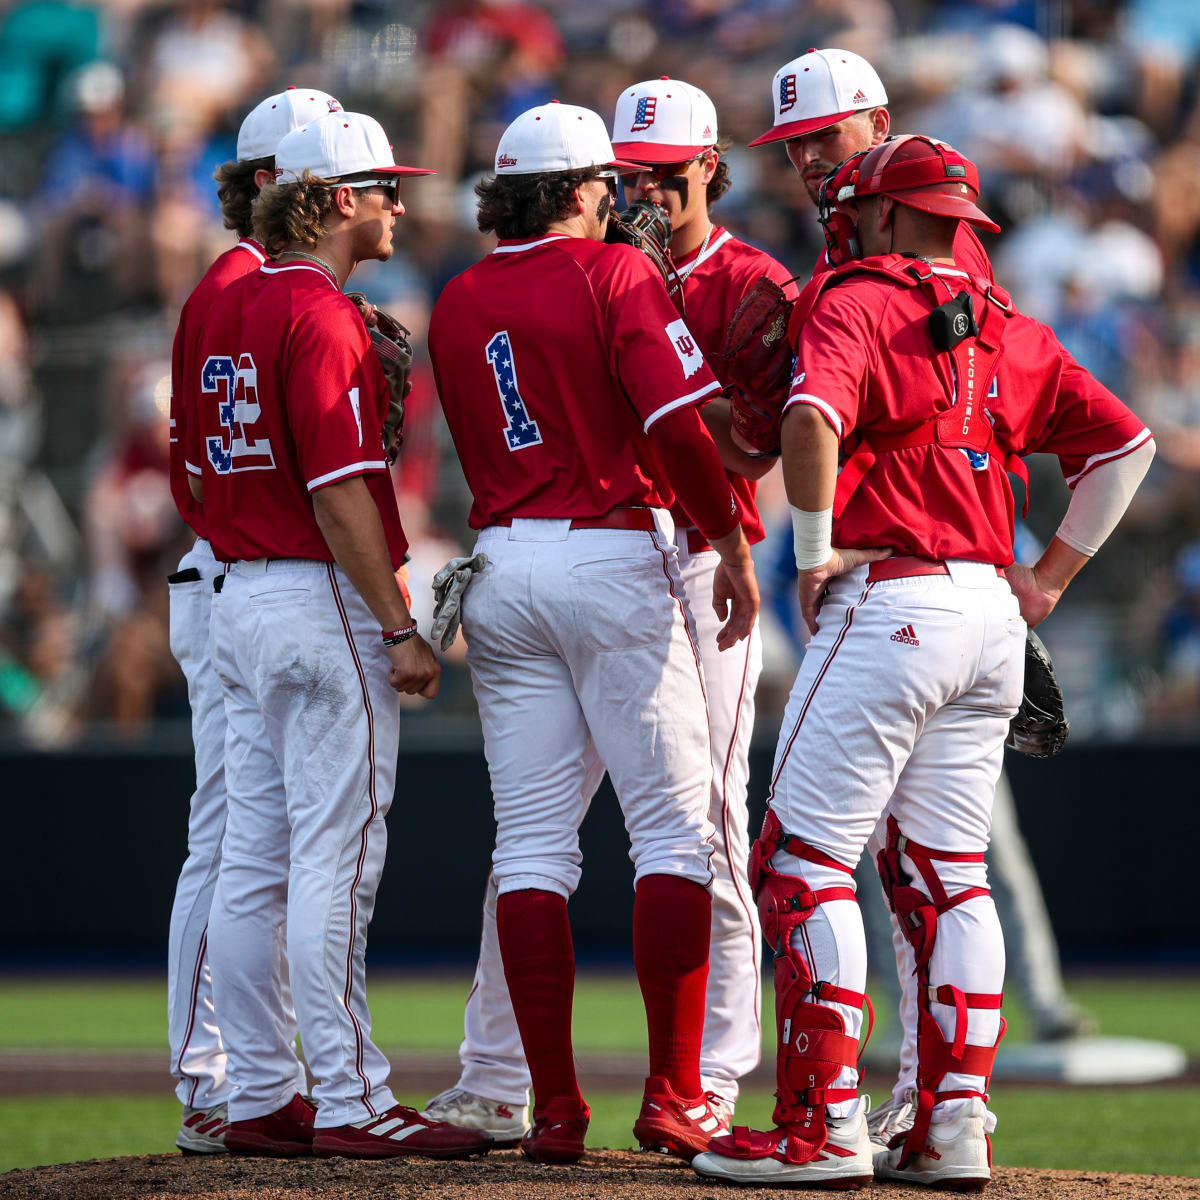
[{"left": 1055, "top": 438, "right": 1156, "bottom": 556}]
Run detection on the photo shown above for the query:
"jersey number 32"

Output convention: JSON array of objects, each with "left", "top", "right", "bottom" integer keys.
[
  {"left": 486, "top": 331, "right": 542, "bottom": 452},
  {"left": 202, "top": 354, "right": 276, "bottom": 474}
]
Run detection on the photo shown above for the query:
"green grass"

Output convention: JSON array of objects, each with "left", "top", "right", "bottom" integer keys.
[
  {"left": 1, "top": 973, "right": 1197, "bottom": 1176},
  {"left": 2, "top": 1088, "right": 1198, "bottom": 1176}
]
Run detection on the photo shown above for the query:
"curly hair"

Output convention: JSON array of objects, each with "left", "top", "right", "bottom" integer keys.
[
  {"left": 252, "top": 171, "right": 337, "bottom": 257},
  {"left": 476, "top": 166, "right": 602, "bottom": 239},
  {"left": 706, "top": 138, "right": 734, "bottom": 208},
  {"left": 213, "top": 156, "right": 272, "bottom": 239}
]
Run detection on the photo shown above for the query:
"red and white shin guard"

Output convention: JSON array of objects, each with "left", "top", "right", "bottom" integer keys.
[
  {"left": 712, "top": 810, "right": 873, "bottom": 1166},
  {"left": 876, "top": 815, "right": 1006, "bottom": 1170}
]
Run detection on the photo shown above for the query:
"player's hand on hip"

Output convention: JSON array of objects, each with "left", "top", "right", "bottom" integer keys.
[
  {"left": 709, "top": 526, "right": 760, "bottom": 650},
  {"left": 798, "top": 547, "right": 891, "bottom": 636},
  {"left": 386, "top": 635, "right": 441, "bottom": 698},
  {"left": 1004, "top": 562, "right": 1062, "bottom": 627}
]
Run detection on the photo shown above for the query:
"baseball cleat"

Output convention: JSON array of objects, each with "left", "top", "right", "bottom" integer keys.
[
  {"left": 691, "top": 1101, "right": 874, "bottom": 1188},
  {"left": 313, "top": 1102, "right": 492, "bottom": 1160},
  {"left": 423, "top": 1085, "right": 530, "bottom": 1148},
  {"left": 176, "top": 1102, "right": 231, "bottom": 1154},
  {"left": 225, "top": 1092, "right": 316, "bottom": 1157},
  {"left": 866, "top": 1089, "right": 915, "bottom": 1151},
  {"left": 521, "top": 1095, "right": 590, "bottom": 1164},
  {"left": 633, "top": 1076, "right": 730, "bottom": 1161},
  {"left": 873, "top": 1096, "right": 992, "bottom": 1191}
]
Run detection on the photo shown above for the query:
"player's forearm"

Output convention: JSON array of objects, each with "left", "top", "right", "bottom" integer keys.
[
  {"left": 780, "top": 404, "right": 838, "bottom": 511},
  {"left": 312, "top": 476, "right": 413, "bottom": 632},
  {"left": 648, "top": 406, "right": 741, "bottom": 544},
  {"left": 699, "top": 397, "right": 777, "bottom": 481}
]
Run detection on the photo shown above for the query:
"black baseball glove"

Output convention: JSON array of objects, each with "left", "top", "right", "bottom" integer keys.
[{"left": 1006, "top": 629, "right": 1070, "bottom": 758}]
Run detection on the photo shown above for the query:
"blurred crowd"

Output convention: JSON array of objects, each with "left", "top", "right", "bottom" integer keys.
[{"left": 1, "top": 0, "right": 1198, "bottom": 743}]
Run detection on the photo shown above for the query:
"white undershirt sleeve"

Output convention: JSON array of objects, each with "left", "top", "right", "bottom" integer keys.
[{"left": 1055, "top": 438, "right": 1155, "bottom": 556}]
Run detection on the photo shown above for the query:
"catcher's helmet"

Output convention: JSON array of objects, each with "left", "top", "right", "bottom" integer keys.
[
  {"left": 849, "top": 134, "right": 1000, "bottom": 232},
  {"left": 816, "top": 150, "right": 869, "bottom": 266}
]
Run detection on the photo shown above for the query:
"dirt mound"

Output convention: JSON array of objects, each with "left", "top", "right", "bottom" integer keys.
[{"left": 1, "top": 1149, "right": 1197, "bottom": 1200}]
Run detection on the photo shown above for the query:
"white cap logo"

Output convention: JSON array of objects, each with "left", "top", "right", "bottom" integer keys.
[{"left": 495, "top": 101, "right": 638, "bottom": 175}]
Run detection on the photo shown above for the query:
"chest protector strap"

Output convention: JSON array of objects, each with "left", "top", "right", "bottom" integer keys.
[{"left": 790, "top": 257, "right": 1026, "bottom": 519}]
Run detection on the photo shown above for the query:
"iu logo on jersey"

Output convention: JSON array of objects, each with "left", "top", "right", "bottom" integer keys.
[
  {"left": 779, "top": 75, "right": 798, "bottom": 114},
  {"left": 203, "top": 353, "right": 276, "bottom": 474},
  {"left": 631, "top": 95, "right": 657, "bottom": 131},
  {"left": 666, "top": 318, "right": 703, "bottom": 379}
]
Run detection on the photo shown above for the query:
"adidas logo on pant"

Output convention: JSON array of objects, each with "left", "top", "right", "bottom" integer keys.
[{"left": 890, "top": 625, "right": 919, "bottom": 645}]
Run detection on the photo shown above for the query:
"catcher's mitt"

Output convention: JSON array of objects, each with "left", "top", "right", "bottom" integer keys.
[
  {"left": 1006, "top": 628, "right": 1070, "bottom": 758},
  {"left": 346, "top": 292, "right": 413, "bottom": 466},
  {"left": 605, "top": 200, "right": 685, "bottom": 314},
  {"left": 720, "top": 275, "right": 797, "bottom": 456}
]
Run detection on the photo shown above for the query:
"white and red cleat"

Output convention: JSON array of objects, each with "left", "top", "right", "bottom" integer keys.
[
  {"left": 176, "top": 1102, "right": 230, "bottom": 1155},
  {"left": 633, "top": 1076, "right": 730, "bottom": 1161}
]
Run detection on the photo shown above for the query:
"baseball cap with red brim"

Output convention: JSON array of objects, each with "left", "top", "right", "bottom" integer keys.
[
  {"left": 611, "top": 77, "right": 719, "bottom": 163},
  {"left": 274, "top": 111, "right": 434, "bottom": 182},
  {"left": 495, "top": 101, "right": 641, "bottom": 174},
  {"left": 749, "top": 48, "right": 887, "bottom": 147},
  {"left": 851, "top": 135, "right": 1000, "bottom": 232}
]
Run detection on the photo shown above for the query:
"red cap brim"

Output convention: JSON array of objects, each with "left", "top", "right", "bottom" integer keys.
[
  {"left": 606, "top": 156, "right": 646, "bottom": 170},
  {"left": 375, "top": 165, "right": 437, "bottom": 176},
  {"left": 611, "top": 141, "right": 713, "bottom": 163},
  {"left": 892, "top": 191, "right": 1001, "bottom": 233},
  {"left": 747, "top": 108, "right": 857, "bottom": 148}
]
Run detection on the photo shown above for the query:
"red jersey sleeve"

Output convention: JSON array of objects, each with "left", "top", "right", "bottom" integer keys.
[
  {"left": 592, "top": 244, "right": 721, "bottom": 430},
  {"left": 285, "top": 297, "right": 390, "bottom": 492},
  {"left": 1015, "top": 333, "right": 1152, "bottom": 487},
  {"left": 785, "top": 283, "right": 877, "bottom": 441}
]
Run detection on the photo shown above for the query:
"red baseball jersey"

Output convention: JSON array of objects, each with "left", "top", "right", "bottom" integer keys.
[
  {"left": 186, "top": 260, "right": 408, "bottom": 565},
  {"left": 428, "top": 236, "right": 723, "bottom": 529},
  {"left": 669, "top": 227, "right": 798, "bottom": 545},
  {"left": 169, "top": 238, "right": 268, "bottom": 540},
  {"left": 788, "top": 262, "right": 1151, "bottom": 565}
]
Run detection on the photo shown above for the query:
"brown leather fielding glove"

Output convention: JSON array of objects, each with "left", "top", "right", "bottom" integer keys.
[{"left": 346, "top": 292, "right": 413, "bottom": 466}]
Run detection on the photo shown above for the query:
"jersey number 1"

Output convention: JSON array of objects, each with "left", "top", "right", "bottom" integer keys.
[
  {"left": 203, "top": 354, "right": 276, "bottom": 475},
  {"left": 486, "top": 331, "right": 542, "bottom": 452}
]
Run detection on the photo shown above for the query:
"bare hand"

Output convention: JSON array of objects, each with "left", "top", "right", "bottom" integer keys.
[
  {"left": 712, "top": 556, "right": 760, "bottom": 651},
  {"left": 1004, "top": 562, "right": 1062, "bottom": 627},
  {"left": 386, "top": 635, "right": 441, "bottom": 698},
  {"left": 798, "top": 546, "right": 892, "bottom": 635}
]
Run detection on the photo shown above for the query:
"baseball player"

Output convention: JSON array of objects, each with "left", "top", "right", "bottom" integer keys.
[
  {"left": 166, "top": 85, "right": 342, "bottom": 1156},
  {"left": 426, "top": 100, "right": 760, "bottom": 1165},
  {"left": 424, "top": 78, "right": 794, "bottom": 1146},
  {"left": 742, "top": 47, "right": 1098, "bottom": 1140},
  {"left": 692, "top": 136, "right": 1154, "bottom": 1189},
  {"left": 186, "top": 110, "right": 489, "bottom": 1160}
]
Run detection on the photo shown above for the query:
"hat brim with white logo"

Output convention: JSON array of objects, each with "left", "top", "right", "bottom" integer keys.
[
  {"left": 274, "top": 112, "right": 434, "bottom": 183},
  {"left": 496, "top": 101, "right": 642, "bottom": 175},
  {"left": 611, "top": 77, "right": 720, "bottom": 164},
  {"left": 749, "top": 48, "right": 887, "bottom": 148}
]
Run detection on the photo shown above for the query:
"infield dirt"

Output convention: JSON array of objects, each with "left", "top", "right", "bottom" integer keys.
[{"left": 1, "top": 1150, "right": 1197, "bottom": 1200}]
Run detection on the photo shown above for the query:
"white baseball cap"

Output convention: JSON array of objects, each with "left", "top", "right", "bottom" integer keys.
[
  {"left": 495, "top": 101, "right": 641, "bottom": 175},
  {"left": 274, "top": 111, "right": 434, "bottom": 181},
  {"left": 611, "top": 77, "right": 718, "bottom": 164},
  {"left": 237, "top": 86, "right": 344, "bottom": 162},
  {"left": 749, "top": 48, "right": 888, "bottom": 147}
]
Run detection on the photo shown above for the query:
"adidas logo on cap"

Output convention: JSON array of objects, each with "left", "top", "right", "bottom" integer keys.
[{"left": 853, "top": 88, "right": 868, "bottom": 103}]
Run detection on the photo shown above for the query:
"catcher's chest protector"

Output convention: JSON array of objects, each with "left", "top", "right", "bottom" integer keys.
[{"left": 789, "top": 256, "right": 1023, "bottom": 518}]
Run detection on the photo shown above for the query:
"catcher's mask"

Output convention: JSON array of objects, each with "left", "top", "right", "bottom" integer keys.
[
  {"left": 842, "top": 134, "right": 1000, "bottom": 232},
  {"left": 816, "top": 150, "right": 868, "bottom": 266}
]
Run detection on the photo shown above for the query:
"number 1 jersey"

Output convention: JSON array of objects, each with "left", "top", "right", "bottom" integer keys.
[
  {"left": 427, "top": 236, "right": 722, "bottom": 529},
  {"left": 186, "top": 260, "right": 408, "bottom": 565}
]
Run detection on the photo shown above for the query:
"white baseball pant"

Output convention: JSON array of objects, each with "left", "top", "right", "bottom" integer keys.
[
  {"left": 453, "top": 526, "right": 762, "bottom": 1107},
  {"left": 166, "top": 537, "right": 303, "bottom": 1111},
  {"left": 767, "top": 561, "right": 1024, "bottom": 1121},
  {"left": 207, "top": 559, "right": 401, "bottom": 1127}
]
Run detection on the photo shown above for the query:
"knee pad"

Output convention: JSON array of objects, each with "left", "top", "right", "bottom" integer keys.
[
  {"left": 748, "top": 810, "right": 872, "bottom": 1164},
  {"left": 874, "top": 815, "right": 1005, "bottom": 1169}
]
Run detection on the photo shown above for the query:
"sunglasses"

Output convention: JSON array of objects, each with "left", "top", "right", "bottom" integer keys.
[
  {"left": 340, "top": 177, "right": 401, "bottom": 205},
  {"left": 618, "top": 153, "right": 707, "bottom": 187}
]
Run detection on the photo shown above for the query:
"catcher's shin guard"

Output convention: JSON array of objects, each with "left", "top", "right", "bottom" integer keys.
[
  {"left": 740, "top": 810, "right": 873, "bottom": 1165},
  {"left": 876, "top": 815, "right": 1005, "bottom": 1169}
]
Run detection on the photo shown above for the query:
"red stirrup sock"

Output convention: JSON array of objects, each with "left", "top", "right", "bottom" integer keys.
[
  {"left": 633, "top": 873, "right": 712, "bottom": 1098},
  {"left": 496, "top": 888, "right": 582, "bottom": 1108}
]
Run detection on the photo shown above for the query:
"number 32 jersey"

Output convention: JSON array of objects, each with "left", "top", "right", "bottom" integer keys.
[
  {"left": 187, "top": 261, "right": 408, "bottom": 565},
  {"left": 428, "top": 236, "right": 722, "bottom": 529}
]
